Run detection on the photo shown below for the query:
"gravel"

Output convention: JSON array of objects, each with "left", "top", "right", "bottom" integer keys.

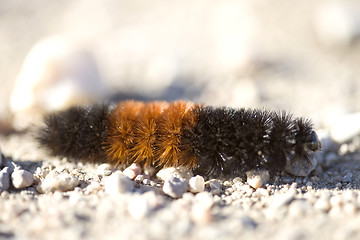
[{"left": 1, "top": 131, "right": 360, "bottom": 240}]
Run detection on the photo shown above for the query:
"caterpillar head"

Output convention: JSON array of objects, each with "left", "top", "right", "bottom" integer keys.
[{"left": 284, "top": 123, "right": 322, "bottom": 177}]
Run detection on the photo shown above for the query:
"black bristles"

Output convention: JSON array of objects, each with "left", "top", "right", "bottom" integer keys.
[
  {"left": 189, "top": 107, "right": 315, "bottom": 178},
  {"left": 37, "top": 105, "right": 110, "bottom": 162}
]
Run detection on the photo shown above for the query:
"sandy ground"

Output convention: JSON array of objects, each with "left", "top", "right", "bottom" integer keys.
[{"left": 0, "top": 125, "right": 360, "bottom": 240}]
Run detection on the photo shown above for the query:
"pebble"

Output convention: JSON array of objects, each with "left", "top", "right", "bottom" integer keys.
[
  {"left": 104, "top": 171, "right": 134, "bottom": 195},
  {"left": 208, "top": 179, "right": 222, "bottom": 195},
  {"left": 11, "top": 169, "right": 34, "bottom": 189},
  {"left": 96, "top": 163, "right": 115, "bottom": 176},
  {"left": 85, "top": 181, "right": 103, "bottom": 194},
  {"left": 143, "top": 166, "right": 156, "bottom": 177},
  {"left": 37, "top": 170, "right": 80, "bottom": 193},
  {"left": 123, "top": 163, "right": 142, "bottom": 180},
  {"left": 246, "top": 170, "right": 270, "bottom": 189},
  {"left": 188, "top": 175, "right": 205, "bottom": 193},
  {"left": 163, "top": 176, "right": 188, "bottom": 198},
  {"left": 156, "top": 167, "right": 193, "bottom": 181},
  {"left": 0, "top": 167, "right": 11, "bottom": 191}
]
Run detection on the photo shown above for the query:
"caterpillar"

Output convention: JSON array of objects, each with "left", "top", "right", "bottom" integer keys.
[{"left": 37, "top": 100, "right": 321, "bottom": 178}]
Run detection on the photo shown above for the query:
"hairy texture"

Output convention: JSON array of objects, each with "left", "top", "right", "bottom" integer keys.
[
  {"left": 37, "top": 105, "right": 110, "bottom": 162},
  {"left": 130, "top": 101, "right": 169, "bottom": 167},
  {"left": 155, "top": 101, "right": 198, "bottom": 168},
  {"left": 104, "top": 101, "right": 144, "bottom": 166},
  {"left": 189, "top": 108, "right": 319, "bottom": 178},
  {"left": 38, "top": 101, "right": 321, "bottom": 178}
]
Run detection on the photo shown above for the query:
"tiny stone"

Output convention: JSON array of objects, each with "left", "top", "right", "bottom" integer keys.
[
  {"left": 246, "top": 170, "right": 270, "bottom": 189},
  {"left": 37, "top": 170, "right": 80, "bottom": 193},
  {"left": 233, "top": 177, "right": 243, "bottom": 184},
  {"left": 143, "top": 179, "right": 151, "bottom": 185},
  {"left": 157, "top": 166, "right": 193, "bottom": 181},
  {"left": 189, "top": 175, "right": 205, "bottom": 193},
  {"left": 134, "top": 175, "right": 145, "bottom": 182},
  {"left": 96, "top": 163, "right": 115, "bottom": 176},
  {"left": 123, "top": 163, "right": 142, "bottom": 180},
  {"left": 85, "top": 181, "right": 102, "bottom": 194},
  {"left": 208, "top": 179, "right": 222, "bottom": 195},
  {"left": 163, "top": 176, "right": 188, "bottom": 198},
  {"left": 11, "top": 169, "right": 34, "bottom": 189},
  {"left": 0, "top": 167, "right": 11, "bottom": 191},
  {"left": 144, "top": 166, "right": 156, "bottom": 177},
  {"left": 104, "top": 171, "right": 134, "bottom": 195}
]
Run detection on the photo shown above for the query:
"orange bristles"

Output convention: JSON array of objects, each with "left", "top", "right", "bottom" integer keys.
[
  {"left": 155, "top": 101, "right": 198, "bottom": 168},
  {"left": 104, "top": 101, "right": 144, "bottom": 166},
  {"left": 130, "top": 101, "right": 169, "bottom": 167},
  {"left": 104, "top": 100, "right": 199, "bottom": 169}
]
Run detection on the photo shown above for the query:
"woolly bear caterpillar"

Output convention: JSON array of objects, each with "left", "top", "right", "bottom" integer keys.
[{"left": 37, "top": 100, "right": 321, "bottom": 177}]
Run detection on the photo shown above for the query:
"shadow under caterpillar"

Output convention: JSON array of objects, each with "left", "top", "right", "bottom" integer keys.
[{"left": 37, "top": 100, "right": 321, "bottom": 178}]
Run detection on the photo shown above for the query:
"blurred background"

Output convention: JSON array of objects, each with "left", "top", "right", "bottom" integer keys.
[{"left": 1, "top": 0, "right": 360, "bottom": 131}]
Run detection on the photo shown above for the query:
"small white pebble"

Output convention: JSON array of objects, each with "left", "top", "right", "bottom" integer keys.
[
  {"left": 11, "top": 169, "right": 34, "bottom": 189},
  {"left": 96, "top": 163, "right": 115, "bottom": 176},
  {"left": 246, "top": 170, "right": 270, "bottom": 189},
  {"left": 123, "top": 163, "right": 142, "bottom": 180},
  {"left": 104, "top": 171, "right": 134, "bottom": 195},
  {"left": 163, "top": 176, "right": 188, "bottom": 198},
  {"left": 157, "top": 167, "right": 193, "bottom": 181},
  {"left": 85, "top": 181, "right": 102, "bottom": 194},
  {"left": 37, "top": 170, "right": 80, "bottom": 193},
  {"left": 189, "top": 175, "right": 205, "bottom": 193}
]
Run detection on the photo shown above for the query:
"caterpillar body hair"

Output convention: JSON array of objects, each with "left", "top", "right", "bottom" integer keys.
[{"left": 38, "top": 100, "right": 321, "bottom": 178}]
